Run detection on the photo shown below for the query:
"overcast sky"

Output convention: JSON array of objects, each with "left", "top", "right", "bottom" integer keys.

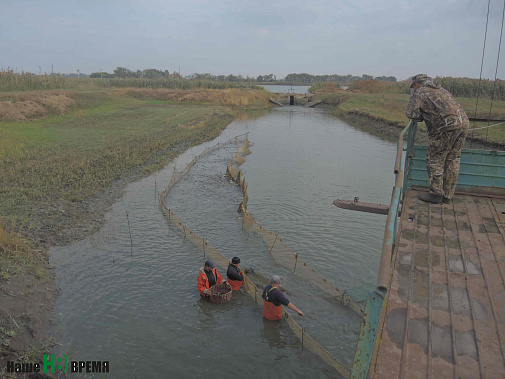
[{"left": 1, "top": 0, "right": 504, "bottom": 80}]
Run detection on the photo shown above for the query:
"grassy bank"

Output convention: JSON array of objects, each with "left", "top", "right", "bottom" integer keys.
[
  {"left": 314, "top": 87, "right": 505, "bottom": 147},
  {"left": 0, "top": 88, "right": 270, "bottom": 242},
  {"left": 0, "top": 87, "right": 271, "bottom": 370}
]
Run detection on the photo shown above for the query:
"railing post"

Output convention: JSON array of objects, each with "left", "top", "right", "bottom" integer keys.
[
  {"left": 351, "top": 288, "right": 387, "bottom": 379},
  {"left": 403, "top": 121, "right": 417, "bottom": 194},
  {"left": 351, "top": 121, "right": 413, "bottom": 378}
]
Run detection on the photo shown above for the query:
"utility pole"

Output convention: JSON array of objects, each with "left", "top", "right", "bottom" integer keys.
[
  {"left": 52, "top": 64, "right": 54, "bottom": 75},
  {"left": 39, "top": 65, "right": 41, "bottom": 75},
  {"left": 77, "top": 69, "right": 80, "bottom": 78}
]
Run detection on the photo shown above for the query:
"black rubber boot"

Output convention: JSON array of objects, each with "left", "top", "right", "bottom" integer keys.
[
  {"left": 418, "top": 193, "right": 443, "bottom": 204},
  {"left": 442, "top": 197, "right": 451, "bottom": 204}
]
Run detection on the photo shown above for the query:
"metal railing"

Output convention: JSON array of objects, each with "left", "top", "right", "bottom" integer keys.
[
  {"left": 351, "top": 120, "right": 416, "bottom": 379},
  {"left": 377, "top": 120, "right": 416, "bottom": 290}
]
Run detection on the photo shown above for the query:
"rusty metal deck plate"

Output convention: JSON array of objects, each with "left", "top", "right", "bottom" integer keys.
[{"left": 372, "top": 189, "right": 505, "bottom": 379}]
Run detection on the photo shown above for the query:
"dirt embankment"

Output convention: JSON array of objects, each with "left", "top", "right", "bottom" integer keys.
[
  {"left": 0, "top": 226, "right": 57, "bottom": 378},
  {"left": 0, "top": 93, "right": 75, "bottom": 121}
]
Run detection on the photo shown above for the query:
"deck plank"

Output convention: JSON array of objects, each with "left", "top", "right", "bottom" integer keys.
[{"left": 372, "top": 190, "right": 505, "bottom": 379}]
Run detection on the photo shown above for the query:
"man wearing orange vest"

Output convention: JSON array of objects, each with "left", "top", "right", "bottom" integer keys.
[
  {"left": 198, "top": 260, "right": 223, "bottom": 297},
  {"left": 262, "top": 275, "right": 303, "bottom": 321},
  {"left": 226, "top": 256, "right": 244, "bottom": 290}
]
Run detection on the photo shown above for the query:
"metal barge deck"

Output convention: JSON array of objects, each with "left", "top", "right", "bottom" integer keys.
[
  {"left": 373, "top": 189, "right": 505, "bottom": 378},
  {"left": 343, "top": 121, "right": 505, "bottom": 379}
]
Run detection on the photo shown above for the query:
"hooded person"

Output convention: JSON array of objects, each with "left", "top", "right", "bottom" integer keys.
[
  {"left": 197, "top": 259, "right": 223, "bottom": 297},
  {"left": 262, "top": 275, "right": 303, "bottom": 321},
  {"left": 226, "top": 256, "right": 244, "bottom": 290},
  {"left": 406, "top": 74, "right": 469, "bottom": 204}
]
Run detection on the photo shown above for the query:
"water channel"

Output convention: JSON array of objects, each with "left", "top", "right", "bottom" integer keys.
[{"left": 50, "top": 104, "right": 397, "bottom": 378}]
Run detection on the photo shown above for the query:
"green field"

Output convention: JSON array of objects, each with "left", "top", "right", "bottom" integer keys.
[{"left": 316, "top": 90, "right": 505, "bottom": 145}]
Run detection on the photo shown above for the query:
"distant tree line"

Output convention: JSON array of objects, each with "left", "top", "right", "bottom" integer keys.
[
  {"left": 3, "top": 67, "right": 503, "bottom": 100},
  {"left": 184, "top": 73, "right": 278, "bottom": 82},
  {"left": 90, "top": 67, "right": 183, "bottom": 79},
  {"left": 284, "top": 73, "right": 397, "bottom": 84},
  {"left": 88, "top": 67, "right": 399, "bottom": 85},
  {"left": 89, "top": 67, "right": 280, "bottom": 83}
]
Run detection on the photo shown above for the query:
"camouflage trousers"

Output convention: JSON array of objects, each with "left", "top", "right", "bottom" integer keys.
[{"left": 426, "top": 128, "right": 468, "bottom": 199}]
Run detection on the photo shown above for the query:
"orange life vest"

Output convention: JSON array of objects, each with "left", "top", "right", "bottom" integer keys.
[
  {"left": 197, "top": 268, "right": 222, "bottom": 296},
  {"left": 228, "top": 278, "right": 243, "bottom": 291},
  {"left": 262, "top": 286, "right": 283, "bottom": 321},
  {"left": 226, "top": 264, "right": 243, "bottom": 290}
]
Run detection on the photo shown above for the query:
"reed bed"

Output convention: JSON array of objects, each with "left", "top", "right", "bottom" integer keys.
[
  {"left": 308, "top": 82, "right": 344, "bottom": 94},
  {"left": 314, "top": 78, "right": 505, "bottom": 101},
  {"left": 97, "top": 77, "right": 265, "bottom": 91},
  {"left": 437, "top": 77, "right": 505, "bottom": 100},
  {"left": 0, "top": 71, "right": 267, "bottom": 92},
  {"left": 0, "top": 71, "right": 82, "bottom": 92},
  {"left": 121, "top": 88, "right": 271, "bottom": 106},
  {"left": 349, "top": 80, "right": 408, "bottom": 94}
]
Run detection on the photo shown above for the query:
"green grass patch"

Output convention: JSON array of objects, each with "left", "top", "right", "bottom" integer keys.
[
  {"left": 325, "top": 92, "right": 505, "bottom": 145},
  {"left": 0, "top": 89, "right": 266, "bottom": 245}
]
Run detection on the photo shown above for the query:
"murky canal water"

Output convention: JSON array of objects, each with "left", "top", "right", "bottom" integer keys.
[{"left": 50, "top": 107, "right": 396, "bottom": 378}]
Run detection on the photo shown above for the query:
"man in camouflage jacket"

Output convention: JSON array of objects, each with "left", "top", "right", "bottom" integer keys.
[{"left": 406, "top": 74, "right": 469, "bottom": 204}]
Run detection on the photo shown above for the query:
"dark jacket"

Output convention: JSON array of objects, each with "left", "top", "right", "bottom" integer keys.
[{"left": 226, "top": 264, "right": 243, "bottom": 281}]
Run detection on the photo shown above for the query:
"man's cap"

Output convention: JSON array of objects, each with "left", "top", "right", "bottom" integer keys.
[
  {"left": 410, "top": 74, "right": 432, "bottom": 88},
  {"left": 232, "top": 257, "right": 241, "bottom": 264},
  {"left": 270, "top": 275, "right": 281, "bottom": 284},
  {"left": 204, "top": 259, "right": 215, "bottom": 268}
]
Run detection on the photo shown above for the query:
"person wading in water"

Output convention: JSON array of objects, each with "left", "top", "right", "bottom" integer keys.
[
  {"left": 197, "top": 259, "right": 223, "bottom": 297},
  {"left": 226, "top": 256, "right": 244, "bottom": 290},
  {"left": 262, "top": 275, "right": 303, "bottom": 321}
]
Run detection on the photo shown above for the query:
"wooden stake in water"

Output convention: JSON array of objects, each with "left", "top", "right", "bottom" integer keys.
[
  {"left": 293, "top": 253, "right": 299, "bottom": 273},
  {"left": 301, "top": 327, "right": 305, "bottom": 353},
  {"left": 269, "top": 234, "right": 278, "bottom": 254},
  {"left": 126, "top": 211, "right": 133, "bottom": 255}
]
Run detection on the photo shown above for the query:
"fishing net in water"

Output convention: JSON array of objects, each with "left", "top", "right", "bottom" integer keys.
[
  {"left": 160, "top": 208, "right": 352, "bottom": 378},
  {"left": 160, "top": 134, "right": 248, "bottom": 201},
  {"left": 226, "top": 145, "right": 249, "bottom": 206},
  {"left": 159, "top": 135, "right": 352, "bottom": 378},
  {"left": 225, "top": 144, "right": 364, "bottom": 316},
  {"left": 242, "top": 212, "right": 364, "bottom": 316}
]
